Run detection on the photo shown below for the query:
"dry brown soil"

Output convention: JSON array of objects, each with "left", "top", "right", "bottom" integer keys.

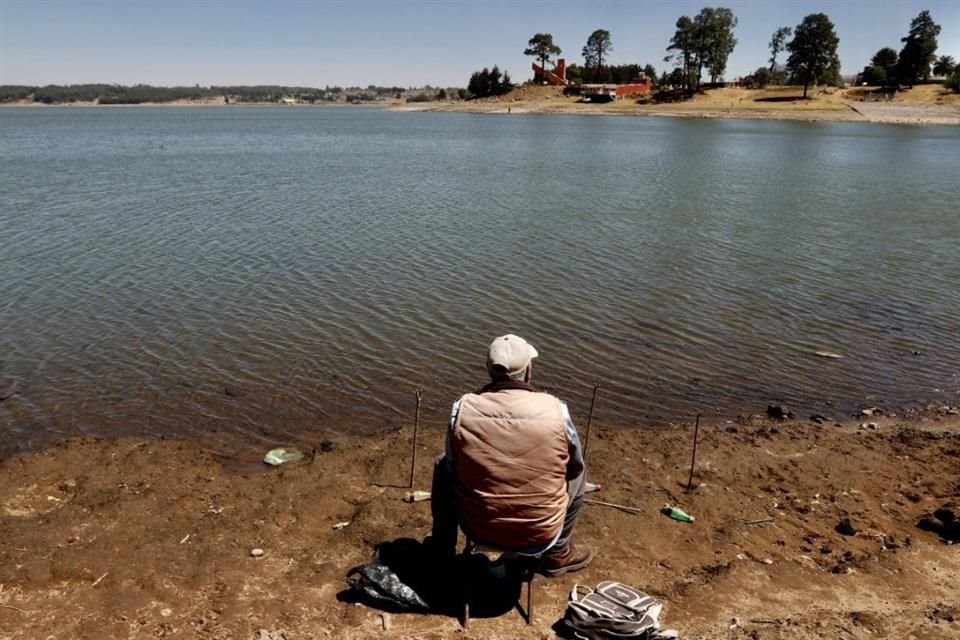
[
  {"left": 2, "top": 407, "right": 959, "bottom": 639},
  {"left": 393, "top": 84, "right": 960, "bottom": 125}
]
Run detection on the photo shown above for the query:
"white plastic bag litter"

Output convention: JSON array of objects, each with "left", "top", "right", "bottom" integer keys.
[{"left": 263, "top": 447, "right": 304, "bottom": 465}]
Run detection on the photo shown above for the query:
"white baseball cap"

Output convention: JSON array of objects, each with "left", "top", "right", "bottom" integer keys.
[{"left": 486, "top": 334, "right": 539, "bottom": 376}]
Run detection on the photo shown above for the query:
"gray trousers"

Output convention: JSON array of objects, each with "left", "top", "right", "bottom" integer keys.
[{"left": 430, "top": 455, "right": 586, "bottom": 559}]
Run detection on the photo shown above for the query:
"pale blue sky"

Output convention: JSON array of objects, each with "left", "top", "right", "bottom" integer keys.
[{"left": 2, "top": 0, "right": 958, "bottom": 87}]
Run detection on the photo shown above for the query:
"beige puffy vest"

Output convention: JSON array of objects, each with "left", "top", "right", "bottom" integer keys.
[{"left": 452, "top": 388, "right": 570, "bottom": 549}]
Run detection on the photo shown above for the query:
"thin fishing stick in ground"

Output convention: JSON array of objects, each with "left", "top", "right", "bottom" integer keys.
[
  {"left": 686, "top": 412, "right": 701, "bottom": 492},
  {"left": 0, "top": 603, "right": 27, "bottom": 614},
  {"left": 584, "top": 498, "right": 642, "bottom": 515},
  {"left": 408, "top": 388, "right": 422, "bottom": 489},
  {"left": 582, "top": 383, "right": 601, "bottom": 459}
]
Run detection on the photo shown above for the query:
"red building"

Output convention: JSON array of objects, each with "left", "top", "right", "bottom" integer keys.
[
  {"left": 582, "top": 73, "right": 653, "bottom": 102},
  {"left": 532, "top": 58, "right": 570, "bottom": 85}
]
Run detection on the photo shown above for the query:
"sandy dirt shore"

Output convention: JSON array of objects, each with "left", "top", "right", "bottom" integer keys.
[
  {"left": 6, "top": 85, "right": 958, "bottom": 126},
  {"left": 392, "top": 85, "right": 960, "bottom": 126},
  {"left": 1, "top": 405, "right": 958, "bottom": 639}
]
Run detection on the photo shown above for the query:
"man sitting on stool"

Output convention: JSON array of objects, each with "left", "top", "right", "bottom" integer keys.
[{"left": 430, "top": 334, "right": 592, "bottom": 576}]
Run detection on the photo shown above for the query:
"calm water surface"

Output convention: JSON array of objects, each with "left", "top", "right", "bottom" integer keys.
[{"left": 1, "top": 107, "right": 958, "bottom": 459}]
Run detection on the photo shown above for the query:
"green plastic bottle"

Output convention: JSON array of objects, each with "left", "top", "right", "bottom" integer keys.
[{"left": 661, "top": 504, "right": 695, "bottom": 523}]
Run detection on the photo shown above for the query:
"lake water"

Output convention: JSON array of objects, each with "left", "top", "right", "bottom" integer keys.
[{"left": 1, "top": 106, "right": 958, "bottom": 459}]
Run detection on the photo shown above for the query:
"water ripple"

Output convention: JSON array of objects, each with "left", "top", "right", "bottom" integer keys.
[{"left": 1, "top": 108, "right": 959, "bottom": 458}]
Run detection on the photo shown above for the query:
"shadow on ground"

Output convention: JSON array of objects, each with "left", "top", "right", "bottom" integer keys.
[{"left": 338, "top": 537, "right": 524, "bottom": 619}]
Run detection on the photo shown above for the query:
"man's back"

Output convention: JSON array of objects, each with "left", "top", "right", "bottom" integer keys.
[
  {"left": 429, "top": 333, "right": 592, "bottom": 576},
  {"left": 452, "top": 386, "right": 570, "bottom": 549}
]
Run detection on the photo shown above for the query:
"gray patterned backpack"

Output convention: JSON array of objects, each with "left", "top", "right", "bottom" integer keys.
[{"left": 558, "top": 581, "right": 678, "bottom": 639}]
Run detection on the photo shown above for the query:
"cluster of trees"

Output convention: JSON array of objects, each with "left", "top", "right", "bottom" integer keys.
[
  {"left": 766, "top": 26, "right": 793, "bottom": 84},
  {"left": 516, "top": 10, "right": 839, "bottom": 98},
  {"left": 860, "top": 48, "right": 903, "bottom": 87},
  {"left": 0, "top": 85, "right": 37, "bottom": 102},
  {"left": 938, "top": 56, "right": 960, "bottom": 92},
  {"left": 581, "top": 29, "right": 614, "bottom": 82},
  {"left": 1, "top": 83, "right": 217, "bottom": 104},
  {"left": 946, "top": 65, "right": 960, "bottom": 92},
  {"left": 565, "top": 63, "right": 657, "bottom": 85},
  {"left": 858, "top": 11, "right": 949, "bottom": 88},
  {"left": 216, "top": 85, "right": 333, "bottom": 103},
  {"left": 783, "top": 13, "right": 840, "bottom": 97},
  {"left": 665, "top": 7, "right": 738, "bottom": 90},
  {"left": 750, "top": 10, "right": 958, "bottom": 95},
  {"left": 896, "top": 10, "right": 942, "bottom": 85},
  {"left": 508, "top": 8, "right": 956, "bottom": 100},
  {"left": 466, "top": 66, "right": 513, "bottom": 99},
  {"left": 405, "top": 88, "right": 453, "bottom": 102},
  {"left": 520, "top": 31, "right": 658, "bottom": 86},
  {"left": 894, "top": 52, "right": 956, "bottom": 85},
  {"left": 0, "top": 84, "right": 461, "bottom": 105}
]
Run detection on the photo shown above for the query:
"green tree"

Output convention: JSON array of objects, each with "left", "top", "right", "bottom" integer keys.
[
  {"left": 0, "top": 85, "right": 35, "bottom": 102},
  {"left": 501, "top": 70, "right": 514, "bottom": 93},
  {"left": 565, "top": 63, "right": 584, "bottom": 84},
  {"left": 666, "top": 15, "right": 697, "bottom": 90},
  {"left": 489, "top": 65, "right": 503, "bottom": 92},
  {"left": 466, "top": 66, "right": 512, "bottom": 98},
  {"left": 668, "top": 68, "right": 686, "bottom": 89},
  {"left": 861, "top": 47, "right": 898, "bottom": 86},
  {"left": 873, "top": 48, "right": 899, "bottom": 80},
  {"left": 643, "top": 63, "right": 657, "bottom": 84},
  {"left": 524, "top": 33, "right": 562, "bottom": 82},
  {"left": 605, "top": 63, "right": 635, "bottom": 84},
  {"left": 690, "top": 8, "right": 714, "bottom": 87},
  {"left": 861, "top": 65, "right": 887, "bottom": 86},
  {"left": 945, "top": 69, "right": 960, "bottom": 92},
  {"left": 769, "top": 26, "right": 792, "bottom": 76},
  {"left": 703, "top": 7, "right": 737, "bottom": 84},
  {"left": 582, "top": 29, "right": 613, "bottom": 82},
  {"left": 872, "top": 47, "right": 899, "bottom": 71},
  {"left": 786, "top": 13, "right": 840, "bottom": 98},
  {"left": 468, "top": 69, "right": 489, "bottom": 97},
  {"left": 666, "top": 8, "right": 738, "bottom": 90},
  {"left": 933, "top": 55, "right": 955, "bottom": 78},
  {"left": 821, "top": 53, "right": 842, "bottom": 87},
  {"left": 897, "top": 10, "right": 941, "bottom": 85},
  {"left": 753, "top": 66, "right": 773, "bottom": 88}
]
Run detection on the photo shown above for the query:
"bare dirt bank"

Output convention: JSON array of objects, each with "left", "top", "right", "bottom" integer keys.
[
  {"left": 1, "top": 407, "right": 959, "bottom": 639},
  {"left": 393, "top": 86, "right": 960, "bottom": 126},
  {"left": 7, "top": 86, "right": 958, "bottom": 125}
]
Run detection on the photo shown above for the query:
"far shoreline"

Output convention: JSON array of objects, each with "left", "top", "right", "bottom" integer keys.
[
  {"left": 388, "top": 84, "right": 960, "bottom": 127},
  {"left": 4, "top": 87, "right": 959, "bottom": 127}
]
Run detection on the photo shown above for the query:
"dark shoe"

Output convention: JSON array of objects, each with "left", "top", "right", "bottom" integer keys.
[{"left": 540, "top": 543, "right": 593, "bottom": 577}]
